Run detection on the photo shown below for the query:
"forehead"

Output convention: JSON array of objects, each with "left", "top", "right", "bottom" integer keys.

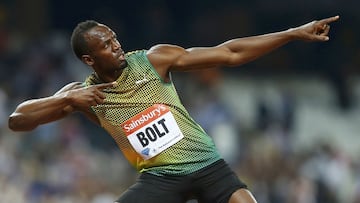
[{"left": 85, "top": 24, "right": 114, "bottom": 41}]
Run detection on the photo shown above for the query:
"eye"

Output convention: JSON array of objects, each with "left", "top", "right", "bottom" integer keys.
[
  {"left": 103, "top": 40, "right": 111, "bottom": 48},
  {"left": 111, "top": 35, "right": 118, "bottom": 42}
]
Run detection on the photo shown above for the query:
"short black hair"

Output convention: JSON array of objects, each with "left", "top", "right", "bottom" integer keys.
[{"left": 70, "top": 20, "right": 100, "bottom": 59}]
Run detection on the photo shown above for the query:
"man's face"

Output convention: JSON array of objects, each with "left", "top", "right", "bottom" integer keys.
[{"left": 83, "top": 24, "right": 127, "bottom": 74}]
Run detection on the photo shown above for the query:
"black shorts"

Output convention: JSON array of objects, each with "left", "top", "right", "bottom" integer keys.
[{"left": 115, "top": 159, "right": 247, "bottom": 203}]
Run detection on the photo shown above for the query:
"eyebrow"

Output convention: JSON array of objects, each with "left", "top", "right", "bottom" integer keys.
[
  {"left": 101, "top": 32, "right": 114, "bottom": 44},
  {"left": 105, "top": 32, "right": 117, "bottom": 44}
]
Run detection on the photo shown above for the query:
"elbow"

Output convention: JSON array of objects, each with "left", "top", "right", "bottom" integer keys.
[
  {"left": 8, "top": 114, "right": 22, "bottom": 131},
  {"left": 8, "top": 114, "right": 18, "bottom": 131},
  {"left": 8, "top": 113, "right": 35, "bottom": 132}
]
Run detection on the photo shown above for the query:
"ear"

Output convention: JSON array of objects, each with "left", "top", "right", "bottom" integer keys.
[{"left": 82, "top": 55, "right": 94, "bottom": 66}]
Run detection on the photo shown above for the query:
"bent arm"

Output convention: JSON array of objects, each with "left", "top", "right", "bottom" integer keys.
[
  {"left": 8, "top": 82, "right": 81, "bottom": 131},
  {"left": 8, "top": 81, "right": 116, "bottom": 132}
]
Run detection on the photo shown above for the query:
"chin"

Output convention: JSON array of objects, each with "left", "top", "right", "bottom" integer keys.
[{"left": 118, "top": 60, "right": 128, "bottom": 69}]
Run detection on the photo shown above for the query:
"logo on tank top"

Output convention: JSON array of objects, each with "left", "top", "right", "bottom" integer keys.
[
  {"left": 121, "top": 104, "right": 184, "bottom": 160},
  {"left": 135, "top": 74, "right": 149, "bottom": 85}
]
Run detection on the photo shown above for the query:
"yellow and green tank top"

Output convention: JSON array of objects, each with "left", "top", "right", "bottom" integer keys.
[{"left": 84, "top": 50, "right": 221, "bottom": 176}]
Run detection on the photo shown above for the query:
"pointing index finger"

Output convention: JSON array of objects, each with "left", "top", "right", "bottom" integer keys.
[
  {"left": 94, "top": 81, "right": 117, "bottom": 90},
  {"left": 321, "top": 15, "right": 340, "bottom": 24}
]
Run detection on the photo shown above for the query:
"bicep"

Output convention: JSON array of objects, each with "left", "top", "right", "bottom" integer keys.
[
  {"left": 171, "top": 46, "right": 233, "bottom": 71},
  {"left": 147, "top": 44, "right": 233, "bottom": 74}
]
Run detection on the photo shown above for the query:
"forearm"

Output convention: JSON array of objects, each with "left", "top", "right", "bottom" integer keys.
[
  {"left": 8, "top": 94, "right": 73, "bottom": 131},
  {"left": 219, "top": 29, "right": 296, "bottom": 66}
]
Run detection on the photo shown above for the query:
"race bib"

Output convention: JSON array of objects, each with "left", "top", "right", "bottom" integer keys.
[{"left": 121, "top": 104, "right": 184, "bottom": 160}]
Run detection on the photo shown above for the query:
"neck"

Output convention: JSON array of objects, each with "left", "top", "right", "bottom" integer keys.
[{"left": 95, "top": 69, "right": 123, "bottom": 83}]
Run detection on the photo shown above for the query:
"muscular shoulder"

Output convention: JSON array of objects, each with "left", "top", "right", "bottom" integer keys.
[
  {"left": 147, "top": 44, "right": 188, "bottom": 65},
  {"left": 148, "top": 44, "right": 185, "bottom": 55},
  {"left": 145, "top": 44, "right": 186, "bottom": 81}
]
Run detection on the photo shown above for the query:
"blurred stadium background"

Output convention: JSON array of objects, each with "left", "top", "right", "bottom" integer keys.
[{"left": 0, "top": 0, "right": 359, "bottom": 202}]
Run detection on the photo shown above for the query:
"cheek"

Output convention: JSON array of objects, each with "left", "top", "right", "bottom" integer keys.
[
  {"left": 96, "top": 53, "right": 115, "bottom": 64},
  {"left": 104, "top": 55, "right": 122, "bottom": 68}
]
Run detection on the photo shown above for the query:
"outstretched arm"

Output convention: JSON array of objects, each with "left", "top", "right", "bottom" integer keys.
[
  {"left": 147, "top": 16, "right": 339, "bottom": 79},
  {"left": 8, "top": 82, "right": 116, "bottom": 131}
]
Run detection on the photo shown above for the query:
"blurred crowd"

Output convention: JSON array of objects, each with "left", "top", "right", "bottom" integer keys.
[{"left": 1, "top": 0, "right": 360, "bottom": 203}]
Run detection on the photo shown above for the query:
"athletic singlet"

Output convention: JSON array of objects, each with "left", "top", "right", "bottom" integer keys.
[{"left": 84, "top": 50, "right": 221, "bottom": 176}]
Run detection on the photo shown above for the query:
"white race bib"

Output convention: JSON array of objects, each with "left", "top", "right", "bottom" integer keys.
[{"left": 121, "top": 104, "right": 184, "bottom": 160}]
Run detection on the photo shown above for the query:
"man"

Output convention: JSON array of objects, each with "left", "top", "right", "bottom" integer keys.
[{"left": 8, "top": 15, "right": 339, "bottom": 203}]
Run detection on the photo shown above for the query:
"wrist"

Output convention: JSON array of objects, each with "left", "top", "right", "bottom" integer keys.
[
  {"left": 285, "top": 28, "right": 300, "bottom": 41},
  {"left": 62, "top": 91, "right": 76, "bottom": 107}
]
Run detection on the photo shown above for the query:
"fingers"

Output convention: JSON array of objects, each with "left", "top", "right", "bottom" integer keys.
[
  {"left": 93, "top": 92, "right": 106, "bottom": 105},
  {"left": 323, "top": 24, "right": 330, "bottom": 34},
  {"left": 91, "top": 82, "right": 116, "bottom": 105},
  {"left": 320, "top": 15, "right": 340, "bottom": 25},
  {"left": 317, "top": 15, "right": 339, "bottom": 38},
  {"left": 312, "top": 16, "right": 339, "bottom": 41},
  {"left": 315, "top": 24, "right": 330, "bottom": 41},
  {"left": 72, "top": 82, "right": 116, "bottom": 108},
  {"left": 89, "top": 85, "right": 108, "bottom": 105}
]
